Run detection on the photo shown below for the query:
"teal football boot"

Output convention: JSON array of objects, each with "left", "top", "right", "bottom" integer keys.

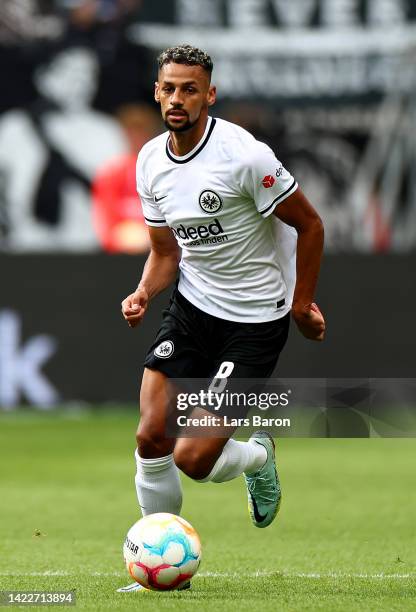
[{"left": 244, "top": 431, "right": 282, "bottom": 528}]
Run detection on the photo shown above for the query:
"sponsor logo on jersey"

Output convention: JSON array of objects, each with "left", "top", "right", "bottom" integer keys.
[
  {"left": 154, "top": 340, "right": 174, "bottom": 359},
  {"left": 262, "top": 175, "right": 275, "bottom": 188},
  {"left": 276, "top": 164, "right": 283, "bottom": 178},
  {"left": 172, "top": 218, "right": 228, "bottom": 246},
  {"left": 199, "top": 190, "right": 223, "bottom": 214}
]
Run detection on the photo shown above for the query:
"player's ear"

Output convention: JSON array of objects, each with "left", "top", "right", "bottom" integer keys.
[
  {"left": 154, "top": 81, "right": 160, "bottom": 103},
  {"left": 207, "top": 85, "right": 216, "bottom": 107}
]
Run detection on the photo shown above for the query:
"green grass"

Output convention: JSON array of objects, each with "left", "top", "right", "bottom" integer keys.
[{"left": 0, "top": 409, "right": 415, "bottom": 611}]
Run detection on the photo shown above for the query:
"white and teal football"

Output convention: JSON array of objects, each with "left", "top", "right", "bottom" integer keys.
[{"left": 123, "top": 513, "right": 202, "bottom": 590}]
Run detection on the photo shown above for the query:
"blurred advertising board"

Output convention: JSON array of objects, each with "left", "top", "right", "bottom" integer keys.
[{"left": 0, "top": 254, "right": 414, "bottom": 408}]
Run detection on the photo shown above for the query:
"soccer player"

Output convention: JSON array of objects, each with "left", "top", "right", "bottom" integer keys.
[{"left": 119, "top": 45, "right": 325, "bottom": 592}]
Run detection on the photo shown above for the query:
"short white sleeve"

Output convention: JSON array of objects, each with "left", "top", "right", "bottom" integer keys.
[
  {"left": 242, "top": 142, "right": 298, "bottom": 218},
  {"left": 136, "top": 155, "right": 168, "bottom": 227}
]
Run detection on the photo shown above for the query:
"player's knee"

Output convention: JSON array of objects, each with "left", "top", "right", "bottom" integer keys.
[
  {"left": 174, "top": 446, "right": 213, "bottom": 480},
  {"left": 136, "top": 422, "right": 169, "bottom": 458}
]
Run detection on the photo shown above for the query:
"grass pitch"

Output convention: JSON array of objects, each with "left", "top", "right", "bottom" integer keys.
[{"left": 0, "top": 409, "right": 415, "bottom": 611}]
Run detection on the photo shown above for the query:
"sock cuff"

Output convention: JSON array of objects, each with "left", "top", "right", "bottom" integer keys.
[
  {"left": 135, "top": 450, "right": 175, "bottom": 473},
  {"left": 195, "top": 439, "right": 237, "bottom": 483},
  {"left": 196, "top": 452, "right": 226, "bottom": 483}
]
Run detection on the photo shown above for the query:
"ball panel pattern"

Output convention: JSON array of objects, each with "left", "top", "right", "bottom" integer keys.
[{"left": 123, "top": 513, "right": 202, "bottom": 591}]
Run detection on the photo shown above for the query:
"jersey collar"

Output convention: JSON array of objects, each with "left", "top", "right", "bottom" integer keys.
[{"left": 165, "top": 117, "right": 216, "bottom": 164}]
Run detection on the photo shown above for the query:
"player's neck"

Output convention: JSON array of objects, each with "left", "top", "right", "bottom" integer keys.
[{"left": 168, "top": 115, "right": 209, "bottom": 157}]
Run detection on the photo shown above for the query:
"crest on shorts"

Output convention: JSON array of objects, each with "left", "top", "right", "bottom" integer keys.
[
  {"left": 154, "top": 340, "right": 174, "bottom": 359},
  {"left": 199, "top": 190, "right": 222, "bottom": 214}
]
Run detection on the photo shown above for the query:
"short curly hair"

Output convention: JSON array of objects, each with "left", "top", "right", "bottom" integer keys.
[{"left": 157, "top": 45, "right": 213, "bottom": 78}]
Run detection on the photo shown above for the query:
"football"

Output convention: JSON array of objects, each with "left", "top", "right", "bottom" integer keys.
[{"left": 123, "top": 513, "right": 202, "bottom": 590}]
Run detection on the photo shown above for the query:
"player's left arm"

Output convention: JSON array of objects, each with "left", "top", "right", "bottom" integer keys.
[{"left": 274, "top": 188, "right": 325, "bottom": 341}]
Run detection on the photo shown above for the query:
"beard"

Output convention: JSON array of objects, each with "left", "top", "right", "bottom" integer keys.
[{"left": 163, "top": 112, "right": 199, "bottom": 132}]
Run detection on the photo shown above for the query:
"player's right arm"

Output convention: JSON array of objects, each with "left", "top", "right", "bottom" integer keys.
[{"left": 121, "top": 226, "right": 180, "bottom": 328}]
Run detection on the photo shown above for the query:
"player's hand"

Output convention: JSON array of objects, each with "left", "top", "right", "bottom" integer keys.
[
  {"left": 121, "top": 286, "right": 149, "bottom": 328},
  {"left": 292, "top": 302, "right": 325, "bottom": 341}
]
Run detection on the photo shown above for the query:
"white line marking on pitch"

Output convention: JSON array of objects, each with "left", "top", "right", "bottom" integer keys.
[
  {"left": 0, "top": 571, "right": 414, "bottom": 579},
  {"left": 199, "top": 572, "right": 415, "bottom": 579}
]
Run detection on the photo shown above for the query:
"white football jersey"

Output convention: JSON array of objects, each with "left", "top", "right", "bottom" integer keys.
[{"left": 136, "top": 117, "right": 298, "bottom": 323}]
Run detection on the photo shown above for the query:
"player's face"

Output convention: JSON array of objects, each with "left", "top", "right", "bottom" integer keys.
[{"left": 155, "top": 63, "right": 216, "bottom": 133}]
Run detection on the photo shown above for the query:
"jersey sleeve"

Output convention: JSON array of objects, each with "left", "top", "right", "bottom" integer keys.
[
  {"left": 242, "top": 142, "right": 298, "bottom": 218},
  {"left": 136, "top": 155, "right": 168, "bottom": 228}
]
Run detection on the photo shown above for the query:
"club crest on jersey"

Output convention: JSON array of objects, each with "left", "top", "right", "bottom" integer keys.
[
  {"left": 154, "top": 340, "right": 174, "bottom": 359},
  {"left": 199, "top": 190, "right": 222, "bottom": 214}
]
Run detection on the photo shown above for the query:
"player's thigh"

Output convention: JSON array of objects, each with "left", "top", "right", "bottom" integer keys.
[
  {"left": 139, "top": 368, "right": 172, "bottom": 421},
  {"left": 137, "top": 368, "right": 176, "bottom": 456}
]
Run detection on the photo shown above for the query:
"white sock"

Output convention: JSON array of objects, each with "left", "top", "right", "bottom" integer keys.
[
  {"left": 199, "top": 439, "right": 267, "bottom": 483},
  {"left": 135, "top": 451, "right": 183, "bottom": 516}
]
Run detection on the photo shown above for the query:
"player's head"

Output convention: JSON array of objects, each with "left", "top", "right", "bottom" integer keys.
[{"left": 155, "top": 44, "right": 216, "bottom": 133}]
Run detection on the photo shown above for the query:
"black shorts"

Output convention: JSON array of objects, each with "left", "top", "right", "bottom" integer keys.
[{"left": 144, "top": 289, "right": 290, "bottom": 381}]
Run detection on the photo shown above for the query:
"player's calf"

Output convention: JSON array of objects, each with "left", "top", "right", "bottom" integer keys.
[
  {"left": 174, "top": 436, "right": 268, "bottom": 484},
  {"left": 174, "top": 441, "right": 221, "bottom": 480}
]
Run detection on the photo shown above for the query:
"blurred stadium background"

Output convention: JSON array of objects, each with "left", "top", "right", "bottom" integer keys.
[{"left": 1, "top": 0, "right": 415, "bottom": 409}]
